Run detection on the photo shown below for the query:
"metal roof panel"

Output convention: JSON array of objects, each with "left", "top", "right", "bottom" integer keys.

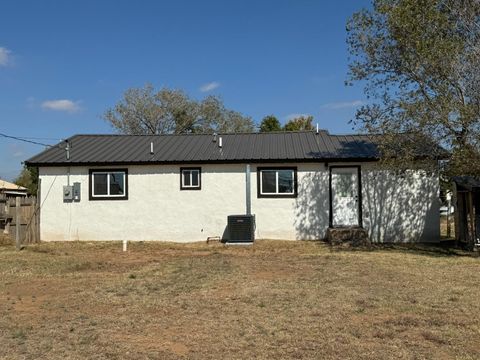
[{"left": 25, "top": 131, "right": 380, "bottom": 166}]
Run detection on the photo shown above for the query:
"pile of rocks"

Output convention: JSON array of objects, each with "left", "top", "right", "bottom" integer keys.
[{"left": 327, "top": 227, "right": 371, "bottom": 248}]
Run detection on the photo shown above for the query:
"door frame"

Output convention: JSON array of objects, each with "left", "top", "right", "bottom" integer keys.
[{"left": 328, "top": 165, "right": 363, "bottom": 228}]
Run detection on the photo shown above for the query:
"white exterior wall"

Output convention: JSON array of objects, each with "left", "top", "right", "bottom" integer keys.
[
  {"left": 361, "top": 165, "right": 440, "bottom": 243},
  {"left": 38, "top": 162, "right": 439, "bottom": 243}
]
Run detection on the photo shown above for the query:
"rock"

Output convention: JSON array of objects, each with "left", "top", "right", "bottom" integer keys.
[{"left": 327, "top": 227, "right": 371, "bottom": 248}]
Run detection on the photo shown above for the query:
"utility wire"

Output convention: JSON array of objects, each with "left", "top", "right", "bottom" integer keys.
[
  {"left": 0, "top": 132, "right": 54, "bottom": 147},
  {"left": 15, "top": 136, "right": 63, "bottom": 141}
]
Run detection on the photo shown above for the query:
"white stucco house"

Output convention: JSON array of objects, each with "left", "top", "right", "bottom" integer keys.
[{"left": 25, "top": 130, "right": 440, "bottom": 243}]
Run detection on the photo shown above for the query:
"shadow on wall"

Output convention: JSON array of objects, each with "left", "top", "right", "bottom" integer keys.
[
  {"left": 294, "top": 171, "right": 329, "bottom": 240},
  {"left": 362, "top": 170, "right": 439, "bottom": 243},
  {"left": 292, "top": 164, "right": 439, "bottom": 243}
]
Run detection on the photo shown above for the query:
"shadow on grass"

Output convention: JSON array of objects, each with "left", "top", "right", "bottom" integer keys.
[{"left": 314, "top": 239, "right": 477, "bottom": 258}]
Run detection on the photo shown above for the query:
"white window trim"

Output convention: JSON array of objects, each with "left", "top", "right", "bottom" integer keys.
[
  {"left": 91, "top": 171, "right": 126, "bottom": 197},
  {"left": 181, "top": 169, "right": 201, "bottom": 189},
  {"left": 259, "top": 169, "right": 295, "bottom": 195}
]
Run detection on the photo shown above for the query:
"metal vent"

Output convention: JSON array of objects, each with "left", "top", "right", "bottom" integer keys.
[{"left": 227, "top": 215, "right": 255, "bottom": 243}]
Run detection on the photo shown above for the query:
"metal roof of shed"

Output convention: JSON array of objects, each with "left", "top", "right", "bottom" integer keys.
[{"left": 25, "top": 130, "right": 380, "bottom": 166}]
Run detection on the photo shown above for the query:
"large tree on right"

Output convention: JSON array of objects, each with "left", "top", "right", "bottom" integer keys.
[{"left": 347, "top": 0, "right": 480, "bottom": 176}]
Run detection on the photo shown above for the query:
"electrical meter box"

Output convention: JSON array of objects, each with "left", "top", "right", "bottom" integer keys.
[
  {"left": 63, "top": 186, "right": 73, "bottom": 201},
  {"left": 73, "top": 182, "right": 81, "bottom": 201}
]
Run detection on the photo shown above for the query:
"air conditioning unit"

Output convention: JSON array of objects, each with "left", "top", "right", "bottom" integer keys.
[{"left": 227, "top": 215, "right": 255, "bottom": 243}]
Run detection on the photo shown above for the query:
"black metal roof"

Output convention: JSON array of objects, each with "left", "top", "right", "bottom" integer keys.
[
  {"left": 25, "top": 130, "right": 380, "bottom": 166},
  {"left": 452, "top": 176, "right": 480, "bottom": 192}
]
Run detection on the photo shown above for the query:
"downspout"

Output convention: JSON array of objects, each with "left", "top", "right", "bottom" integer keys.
[
  {"left": 245, "top": 164, "right": 251, "bottom": 215},
  {"left": 66, "top": 139, "right": 71, "bottom": 185},
  {"left": 66, "top": 139, "right": 71, "bottom": 241}
]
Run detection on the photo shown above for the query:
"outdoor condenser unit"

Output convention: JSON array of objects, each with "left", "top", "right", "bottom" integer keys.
[{"left": 227, "top": 215, "right": 255, "bottom": 243}]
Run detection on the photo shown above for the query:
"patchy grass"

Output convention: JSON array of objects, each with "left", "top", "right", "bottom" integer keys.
[{"left": 0, "top": 240, "right": 479, "bottom": 359}]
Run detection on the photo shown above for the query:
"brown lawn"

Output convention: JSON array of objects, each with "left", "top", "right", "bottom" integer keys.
[{"left": 0, "top": 240, "right": 479, "bottom": 359}]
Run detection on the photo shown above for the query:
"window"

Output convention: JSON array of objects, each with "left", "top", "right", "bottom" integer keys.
[
  {"left": 180, "top": 167, "right": 201, "bottom": 190},
  {"left": 89, "top": 169, "right": 128, "bottom": 200},
  {"left": 257, "top": 167, "right": 297, "bottom": 198}
]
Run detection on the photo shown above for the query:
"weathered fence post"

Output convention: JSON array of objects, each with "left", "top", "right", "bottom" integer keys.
[
  {"left": 15, "top": 196, "right": 21, "bottom": 250},
  {"left": 36, "top": 179, "right": 41, "bottom": 243}
]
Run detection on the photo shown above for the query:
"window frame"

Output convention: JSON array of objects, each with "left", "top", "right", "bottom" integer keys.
[
  {"left": 257, "top": 167, "right": 298, "bottom": 198},
  {"left": 89, "top": 168, "right": 128, "bottom": 200},
  {"left": 180, "top": 167, "right": 202, "bottom": 191}
]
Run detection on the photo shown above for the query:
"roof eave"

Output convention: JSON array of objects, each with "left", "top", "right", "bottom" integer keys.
[{"left": 25, "top": 157, "right": 380, "bottom": 167}]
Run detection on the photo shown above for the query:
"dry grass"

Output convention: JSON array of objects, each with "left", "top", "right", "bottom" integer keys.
[{"left": 0, "top": 240, "right": 479, "bottom": 359}]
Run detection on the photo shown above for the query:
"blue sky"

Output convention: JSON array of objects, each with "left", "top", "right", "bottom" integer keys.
[{"left": 0, "top": 0, "right": 371, "bottom": 180}]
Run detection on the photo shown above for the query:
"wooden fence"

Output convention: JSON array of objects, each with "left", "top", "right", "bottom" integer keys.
[{"left": 0, "top": 193, "right": 40, "bottom": 248}]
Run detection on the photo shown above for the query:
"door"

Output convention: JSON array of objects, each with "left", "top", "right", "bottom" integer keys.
[{"left": 330, "top": 167, "right": 360, "bottom": 227}]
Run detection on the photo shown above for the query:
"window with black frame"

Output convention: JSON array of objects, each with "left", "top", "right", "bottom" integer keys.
[
  {"left": 89, "top": 169, "right": 128, "bottom": 200},
  {"left": 257, "top": 167, "right": 297, "bottom": 198},
  {"left": 180, "top": 167, "right": 201, "bottom": 190}
]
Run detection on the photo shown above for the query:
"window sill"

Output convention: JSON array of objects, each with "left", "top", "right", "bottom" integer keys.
[
  {"left": 89, "top": 195, "right": 128, "bottom": 201},
  {"left": 257, "top": 193, "right": 297, "bottom": 198}
]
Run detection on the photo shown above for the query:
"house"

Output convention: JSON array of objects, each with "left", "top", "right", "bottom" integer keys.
[
  {"left": 24, "top": 130, "right": 440, "bottom": 243},
  {"left": 0, "top": 179, "right": 28, "bottom": 198},
  {"left": 0, "top": 179, "right": 27, "bottom": 236}
]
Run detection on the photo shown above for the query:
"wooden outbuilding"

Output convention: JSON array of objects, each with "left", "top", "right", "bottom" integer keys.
[{"left": 452, "top": 176, "right": 480, "bottom": 250}]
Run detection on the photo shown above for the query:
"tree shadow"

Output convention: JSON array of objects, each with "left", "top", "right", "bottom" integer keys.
[
  {"left": 294, "top": 171, "right": 329, "bottom": 240},
  {"left": 362, "top": 169, "right": 439, "bottom": 243},
  {"left": 296, "top": 138, "right": 439, "bottom": 244},
  {"left": 326, "top": 241, "right": 475, "bottom": 258}
]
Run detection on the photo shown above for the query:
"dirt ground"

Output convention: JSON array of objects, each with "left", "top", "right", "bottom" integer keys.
[{"left": 0, "top": 240, "right": 479, "bottom": 359}]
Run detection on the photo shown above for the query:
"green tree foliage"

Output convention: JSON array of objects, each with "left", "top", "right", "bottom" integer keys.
[
  {"left": 259, "top": 115, "right": 282, "bottom": 132},
  {"left": 284, "top": 115, "right": 315, "bottom": 131},
  {"left": 347, "top": 0, "right": 480, "bottom": 175},
  {"left": 14, "top": 166, "right": 38, "bottom": 195},
  {"left": 103, "top": 84, "right": 255, "bottom": 134}
]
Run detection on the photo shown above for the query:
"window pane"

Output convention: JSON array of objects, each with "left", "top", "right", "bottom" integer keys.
[
  {"left": 278, "top": 170, "right": 294, "bottom": 193},
  {"left": 336, "top": 173, "right": 352, "bottom": 197},
  {"left": 183, "top": 171, "right": 191, "bottom": 186},
  {"left": 110, "top": 173, "right": 124, "bottom": 195},
  {"left": 261, "top": 171, "right": 276, "bottom": 193},
  {"left": 93, "top": 173, "right": 108, "bottom": 195},
  {"left": 191, "top": 170, "right": 199, "bottom": 186}
]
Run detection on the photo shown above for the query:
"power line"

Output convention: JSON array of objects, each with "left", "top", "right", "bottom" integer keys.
[
  {"left": 0, "top": 132, "right": 54, "bottom": 147},
  {"left": 15, "top": 136, "right": 63, "bottom": 141}
]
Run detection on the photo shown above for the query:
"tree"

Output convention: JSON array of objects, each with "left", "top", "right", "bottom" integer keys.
[
  {"left": 284, "top": 115, "right": 315, "bottom": 131},
  {"left": 14, "top": 166, "right": 38, "bottom": 195},
  {"left": 347, "top": 0, "right": 480, "bottom": 175},
  {"left": 103, "top": 84, "right": 255, "bottom": 135},
  {"left": 198, "top": 95, "right": 256, "bottom": 133},
  {"left": 259, "top": 115, "right": 282, "bottom": 132}
]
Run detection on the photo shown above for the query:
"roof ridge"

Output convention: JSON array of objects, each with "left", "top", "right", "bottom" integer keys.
[{"left": 67, "top": 130, "right": 332, "bottom": 137}]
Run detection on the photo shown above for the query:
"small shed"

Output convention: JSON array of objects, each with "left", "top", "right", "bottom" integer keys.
[{"left": 452, "top": 176, "right": 480, "bottom": 249}]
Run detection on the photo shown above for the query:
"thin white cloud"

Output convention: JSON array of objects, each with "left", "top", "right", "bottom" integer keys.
[
  {"left": 284, "top": 113, "right": 311, "bottom": 121},
  {"left": 41, "top": 99, "right": 81, "bottom": 113},
  {"left": 320, "top": 100, "right": 365, "bottom": 110},
  {"left": 0, "top": 47, "right": 12, "bottom": 66},
  {"left": 199, "top": 81, "right": 220, "bottom": 92}
]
